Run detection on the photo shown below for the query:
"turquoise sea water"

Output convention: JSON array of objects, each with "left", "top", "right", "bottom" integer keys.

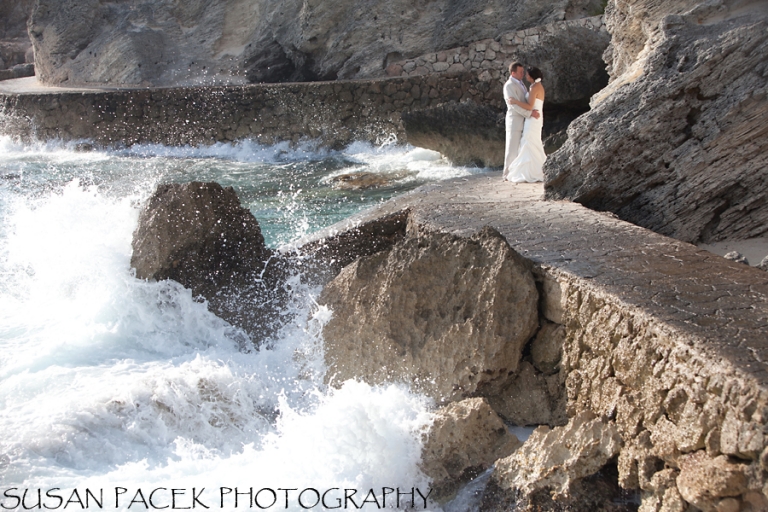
[{"left": 0, "top": 133, "right": 489, "bottom": 511}]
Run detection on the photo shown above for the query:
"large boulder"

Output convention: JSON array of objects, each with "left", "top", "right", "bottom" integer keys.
[
  {"left": 319, "top": 224, "right": 539, "bottom": 402},
  {"left": 544, "top": 0, "right": 768, "bottom": 244},
  {"left": 131, "top": 182, "right": 289, "bottom": 345},
  {"left": 27, "top": 0, "right": 607, "bottom": 86},
  {"left": 421, "top": 398, "right": 521, "bottom": 503}
]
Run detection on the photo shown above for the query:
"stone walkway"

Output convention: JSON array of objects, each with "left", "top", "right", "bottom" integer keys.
[{"left": 302, "top": 172, "right": 768, "bottom": 387}]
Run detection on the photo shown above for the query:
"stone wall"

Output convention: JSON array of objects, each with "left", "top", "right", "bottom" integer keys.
[
  {"left": 0, "top": 72, "right": 504, "bottom": 148},
  {"left": 385, "top": 16, "right": 608, "bottom": 106}
]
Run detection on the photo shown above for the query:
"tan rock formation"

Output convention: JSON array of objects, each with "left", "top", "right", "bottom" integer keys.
[
  {"left": 545, "top": 0, "right": 768, "bottom": 244},
  {"left": 530, "top": 319, "right": 564, "bottom": 375},
  {"left": 482, "top": 411, "right": 626, "bottom": 511},
  {"left": 421, "top": 398, "right": 521, "bottom": 503},
  {"left": 487, "top": 361, "right": 567, "bottom": 427},
  {"left": 319, "top": 223, "right": 539, "bottom": 402}
]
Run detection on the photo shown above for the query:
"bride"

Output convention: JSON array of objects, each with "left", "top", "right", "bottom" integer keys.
[{"left": 504, "top": 67, "right": 546, "bottom": 183}]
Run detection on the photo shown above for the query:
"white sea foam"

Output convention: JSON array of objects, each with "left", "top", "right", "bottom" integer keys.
[{"left": 0, "top": 136, "right": 492, "bottom": 511}]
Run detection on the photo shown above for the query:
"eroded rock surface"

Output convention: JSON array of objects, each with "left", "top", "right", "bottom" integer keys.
[
  {"left": 0, "top": 0, "right": 34, "bottom": 78},
  {"left": 421, "top": 398, "right": 521, "bottom": 503},
  {"left": 487, "top": 361, "right": 567, "bottom": 427},
  {"left": 131, "top": 182, "right": 289, "bottom": 345},
  {"left": 545, "top": 0, "right": 768, "bottom": 244},
  {"left": 27, "top": 0, "right": 606, "bottom": 86},
  {"left": 482, "top": 411, "right": 628, "bottom": 511},
  {"left": 319, "top": 223, "right": 539, "bottom": 402}
]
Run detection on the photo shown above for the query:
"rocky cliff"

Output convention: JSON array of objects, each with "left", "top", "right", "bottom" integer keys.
[
  {"left": 544, "top": 0, "right": 768, "bottom": 244},
  {"left": 27, "top": 0, "right": 606, "bottom": 87},
  {"left": 0, "top": 0, "right": 34, "bottom": 79}
]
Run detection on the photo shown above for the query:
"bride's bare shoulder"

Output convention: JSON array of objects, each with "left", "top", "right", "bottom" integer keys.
[{"left": 531, "top": 81, "right": 545, "bottom": 99}]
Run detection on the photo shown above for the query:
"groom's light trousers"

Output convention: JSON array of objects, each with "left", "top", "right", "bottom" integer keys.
[{"left": 504, "top": 112, "right": 525, "bottom": 179}]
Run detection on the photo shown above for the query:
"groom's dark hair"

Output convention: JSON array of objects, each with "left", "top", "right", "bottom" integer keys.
[{"left": 510, "top": 62, "right": 524, "bottom": 73}]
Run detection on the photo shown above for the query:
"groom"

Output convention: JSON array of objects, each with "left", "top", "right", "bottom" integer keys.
[{"left": 503, "top": 62, "right": 540, "bottom": 180}]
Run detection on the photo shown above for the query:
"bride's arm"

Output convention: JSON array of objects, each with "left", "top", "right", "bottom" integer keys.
[
  {"left": 507, "top": 83, "right": 542, "bottom": 110},
  {"left": 507, "top": 97, "right": 533, "bottom": 110}
]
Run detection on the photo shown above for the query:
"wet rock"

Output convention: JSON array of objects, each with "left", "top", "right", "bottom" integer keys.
[
  {"left": 482, "top": 411, "right": 627, "bottom": 511},
  {"left": 545, "top": 1, "right": 768, "bottom": 244},
  {"left": 319, "top": 224, "right": 539, "bottom": 402},
  {"left": 724, "top": 251, "right": 749, "bottom": 265},
  {"left": 294, "top": 209, "right": 409, "bottom": 286},
  {"left": 421, "top": 397, "right": 521, "bottom": 503},
  {"left": 131, "top": 182, "right": 289, "bottom": 346},
  {"left": 328, "top": 170, "right": 411, "bottom": 190},
  {"left": 402, "top": 101, "right": 506, "bottom": 167}
]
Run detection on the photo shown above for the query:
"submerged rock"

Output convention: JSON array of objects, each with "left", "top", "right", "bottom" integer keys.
[
  {"left": 328, "top": 170, "right": 412, "bottom": 190},
  {"left": 421, "top": 398, "right": 521, "bottom": 503},
  {"left": 319, "top": 224, "right": 539, "bottom": 402},
  {"left": 131, "top": 182, "right": 289, "bottom": 345},
  {"left": 545, "top": 1, "right": 768, "bottom": 244}
]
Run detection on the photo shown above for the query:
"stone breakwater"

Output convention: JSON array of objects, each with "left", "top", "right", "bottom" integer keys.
[
  {"left": 0, "top": 72, "right": 504, "bottom": 148},
  {"left": 301, "top": 175, "right": 768, "bottom": 510}
]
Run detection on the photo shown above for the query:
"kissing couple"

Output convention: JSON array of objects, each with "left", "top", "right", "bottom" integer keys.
[{"left": 502, "top": 62, "right": 546, "bottom": 183}]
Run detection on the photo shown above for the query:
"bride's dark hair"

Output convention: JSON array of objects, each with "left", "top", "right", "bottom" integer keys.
[{"left": 528, "top": 67, "right": 544, "bottom": 81}]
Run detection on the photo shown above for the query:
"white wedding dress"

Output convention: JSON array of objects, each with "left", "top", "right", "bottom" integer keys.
[{"left": 506, "top": 97, "right": 546, "bottom": 183}]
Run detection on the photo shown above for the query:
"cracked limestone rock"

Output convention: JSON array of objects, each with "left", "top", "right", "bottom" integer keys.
[
  {"left": 420, "top": 398, "right": 521, "bottom": 503},
  {"left": 319, "top": 224, "right": 539, "bottom": 402},
  {"left": 482, "top": 411, "right": 625, "bottom": 511}
]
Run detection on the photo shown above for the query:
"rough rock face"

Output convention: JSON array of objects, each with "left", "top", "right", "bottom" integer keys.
[
  {"left": 0, "top": 0, "right": 34, "bottom": 75},
  {"left": 420, "top": 398, "right": 521, "bottom": 503},
  {"left": 402, "top": 102, "right": 507, "bottom": 167},
  {"left": 481, "top": 411, "right": 631, "bottom": 511},
  {"left": 293, "top": 210, "right": 409, "bottom": 287},
  {"left": 0, "top": 0, "right": 34, "bottom": 40},
  {"left": 131, "top": 182, "right": 288, "bottom": 345},
  {"left": 545, "top": 0, "right": 768, "bottom": 244},
  {"left": 487, "top": 361, "right": 567, "bottom": 427},
  {"left": 27, "top": 0, "right": 606, "bottom": 86},
  {"left": 319, "top": 224, "right": 539, "bottom": 402}
]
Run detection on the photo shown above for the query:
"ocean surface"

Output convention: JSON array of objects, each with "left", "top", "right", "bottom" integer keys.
[{"left": 0, "top": 133, "right": 492, "bottom": 511}]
